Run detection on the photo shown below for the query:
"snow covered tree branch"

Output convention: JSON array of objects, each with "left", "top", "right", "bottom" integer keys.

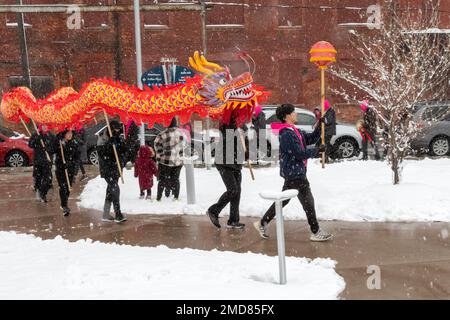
[{"left": 330, "top": 0, "right": 450, "bottom": 184}]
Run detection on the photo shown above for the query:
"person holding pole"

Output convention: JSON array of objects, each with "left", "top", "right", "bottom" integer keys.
[
  {"left": 54, "top": 129, "right": 78, "bottom": 216},
  {"left": 323, "top": 100, "right": 336, "bottom": 163},
  {"left": 28, "top": 125, "right": 55, "bottom": 203},
  {"left": 206, "top": 110, "right": 249, "bottom": 229},
  {"left": 97, "top": 120, "right": 127, "bottom": 223},
  {"left": 253, "top": 104, "right": 332, "bottom": 242}
]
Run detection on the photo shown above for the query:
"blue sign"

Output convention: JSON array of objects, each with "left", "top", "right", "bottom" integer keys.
[
  {"left": 174, "top": 66, "right": 195, "bottom": 84},
  {"left": 141, "top": 66, "right": 165, "bottom": 88},
  {"left": 141, "top": 65, "right": 195, "bottom": 88}
]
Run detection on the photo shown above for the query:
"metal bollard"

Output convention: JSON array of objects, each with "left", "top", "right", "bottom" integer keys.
[
  {"left": 259, "top": 189, "right": 299, "bottom": 285},
  {"left": 182, "top": 155, "right": 198, "bottom": 205}
]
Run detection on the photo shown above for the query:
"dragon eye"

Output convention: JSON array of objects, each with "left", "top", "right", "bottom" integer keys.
[{"left": 219, "top": 78, "right": 227, "bottom": 86}]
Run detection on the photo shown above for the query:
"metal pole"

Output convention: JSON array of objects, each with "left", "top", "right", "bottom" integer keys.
[
  {"left": 133, "top": 0, "right": 146, "bottom": 146},
  {"left": 16, "top": 0, "right": 31, "bottom": 89},
  {"left": 275, "top": 200, "right": 287, "bottom": 285},
  {"left": 184, "top": 158, "right": 197, "bottom": 205},
  {"left": 320, "top": 68, "right": 326, "bottom": 169}
]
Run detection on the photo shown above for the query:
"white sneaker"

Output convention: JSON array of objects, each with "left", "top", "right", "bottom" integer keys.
[
  {"left": 253, "top": 221, "right": 269, "bottom": 239},
  {"left": 310, "top": 228, "right": 333, "bottom": 242}
]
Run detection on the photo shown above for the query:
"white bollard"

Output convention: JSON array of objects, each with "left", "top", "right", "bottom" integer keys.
[
  {"left": 182, "top": 155, "right": 198, "bottom": 205},
  {"left": 259, "top": 189, "right": 299, "bottom": 285}
]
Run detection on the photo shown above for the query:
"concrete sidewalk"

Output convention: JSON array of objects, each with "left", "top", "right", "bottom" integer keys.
[{"left": 0, "top": 166, "right": 449, "bottom": 299}]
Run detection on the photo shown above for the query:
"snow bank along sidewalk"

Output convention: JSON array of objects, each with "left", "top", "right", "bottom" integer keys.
[
  {"left": 0, "top": 232, "right": 345, "bottom": 299},
  {"left": 79, "top": 158, "right": 450, "bottom": 222}
]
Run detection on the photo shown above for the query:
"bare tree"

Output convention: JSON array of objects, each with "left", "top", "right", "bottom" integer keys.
[{"left": 330, "top": 0, "right": 450, "bottom": 184}]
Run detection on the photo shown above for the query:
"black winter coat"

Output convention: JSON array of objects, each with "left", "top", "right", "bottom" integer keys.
[
  {"left": 324, "top": 108, "right": 336, "bottom": 136},
  {"left": 28, "top": 132, "right": 55, "bottom": 166},
  {"left": 97, "top": 131, "right": 126, "bottom": 180},
  {"left": 54, "top": 138, "right": 79, "bottom": 175},
  {"left": 279, "top": 126, "right": 320, "bottom": 181},
  {"left": 252, "top": 112, "right": 266, "bottom": 132},
  {"left": 215, "top": 122, "right": 249, "bottom": 171},
  {"left": 363, "top": 107, "right": 378, "bottom": 136}
]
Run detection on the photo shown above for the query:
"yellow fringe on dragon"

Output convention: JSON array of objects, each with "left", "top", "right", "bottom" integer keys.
[{"left": 1, "top": 51, "right": 268, "bottom": 131}]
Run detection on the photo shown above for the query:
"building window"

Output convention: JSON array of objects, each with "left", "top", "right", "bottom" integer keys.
[
  {"left": 143, "top": 0, "right": 171, "bottom": 31},
  {"left": 207, "top": 0, "right": 245, "bottom": 29},
  {"left": 82, "top": 0, "right": 111, "bottom": 30},
  {"left": 337, "top": 1, "right": 374, "bottom": 28},
  {"left": 5, "top": 13, "right": 32, "bottom": 28},
  {"left": 277, "top": 0, "right": 302, "bottom": 28}
]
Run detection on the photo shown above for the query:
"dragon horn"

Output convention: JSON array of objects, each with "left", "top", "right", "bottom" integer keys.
[
  {"left": 189, "top": 54, "right": 213, "bottom": 76},
  {"left": 200, "top": 55, "right": 223, "bottom": 71}
]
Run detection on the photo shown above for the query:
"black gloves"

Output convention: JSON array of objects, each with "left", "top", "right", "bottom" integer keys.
[{"left": 318, "top": 144, "right": 327, "bottom": 153}]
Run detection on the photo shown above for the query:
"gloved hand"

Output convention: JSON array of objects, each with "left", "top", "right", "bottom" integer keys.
[{"left": 318, "top": 144, "right": 327, "bottom": 153}]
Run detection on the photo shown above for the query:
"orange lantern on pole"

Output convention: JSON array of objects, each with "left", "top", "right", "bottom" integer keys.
[{"left": 309, "top": 41, "right": 337, "bottom": 168}]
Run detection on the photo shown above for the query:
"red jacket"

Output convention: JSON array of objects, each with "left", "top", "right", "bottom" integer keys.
[{"left": 134, "top": 146, "right": 159, "bottom": 190}]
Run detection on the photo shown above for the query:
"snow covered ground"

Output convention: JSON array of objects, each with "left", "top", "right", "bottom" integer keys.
[
  {"left": 79, "top": 158, "right": 450, "bottom": 222},
  {"left": 0, "top": 232, "right": 345, "bottom": 300}
]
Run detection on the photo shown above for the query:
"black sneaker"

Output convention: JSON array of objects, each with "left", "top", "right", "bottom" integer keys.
[
  {"left": 226, "top": 222, "right": 245, "bottom": 229},
  {"left": 115, "top": 212, "right": 127, "bottom": 223},
  {"left": 40, "top": 195, "right": 48, "bottom": 203},
  {"left": 206, "top": 210, "right": 220, "bottom": 228},
  {"left": 61, "top": 206, "right": 71, "bottom": 216}
]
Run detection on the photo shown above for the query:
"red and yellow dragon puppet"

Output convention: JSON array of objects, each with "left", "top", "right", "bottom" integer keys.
[{"left": 0, "top": 51, "right": 267, "bottom": 131}]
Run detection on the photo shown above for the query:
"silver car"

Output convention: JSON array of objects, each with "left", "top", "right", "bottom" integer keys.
[
  {"left": 411, "top": 103, "right": 450, "bottom": 156},
  {"left": 261, "top": 106, "right": 363, "bottom": 159}
]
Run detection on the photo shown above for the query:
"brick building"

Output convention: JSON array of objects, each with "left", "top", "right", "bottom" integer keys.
[{"left": 1, "top": 0, "right": 449, "bottom": 129}]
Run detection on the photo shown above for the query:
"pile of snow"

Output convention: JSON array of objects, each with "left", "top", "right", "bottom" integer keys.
[
  {"left": 79, "top": 158, "right": 450, "bottom": 222},
  {"left": 0, "top": 232, "right": 345, "bottom": 299}
]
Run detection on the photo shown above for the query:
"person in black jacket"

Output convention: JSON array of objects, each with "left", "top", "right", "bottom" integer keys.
[
  {"left": 28, "top": 125, "right": 55, "bottom": 203},
  {"left": 323, "top": 100, "right": 336, "bottom": 163},
  {"left": 253, "top": 104, "right": 332, "bottom": 242},
  {"left": 54, "top": 129, "right": 79, "bottom": 216},
  {"left": 74, "top": 126, "right": 87, "bottom": 181},
  {"left": 206, "top": 111, "right": 248, "bottom": 229},
  {"left": 251, "top": 105, "right": 266, "bottom": 162},
  {"left": 360, "top": 101, "right": 380, "bottom": 160},
  {"left": 97, "top": 120, "right": 127, "bottom": 223}
]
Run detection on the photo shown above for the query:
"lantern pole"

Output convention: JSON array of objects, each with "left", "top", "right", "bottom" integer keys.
[
  {"left": 309, "top": 41, "right": 336, "bottom": 169},
  {"left": 320, "top": 67, "right": 326, "bottom": 169}
]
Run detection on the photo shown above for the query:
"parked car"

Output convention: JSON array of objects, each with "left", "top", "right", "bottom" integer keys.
[
  {"left": 84, "top": 121, "right": 165, "bottom": 166},
  {"left": 259, "top": 105, "right": 363, "bottom": 159},
  {"left": 0, "top": 126, "right": 33, "bottom": 167},
  {"left": 411, "top": 102, "right": 450, "bottom": 156}
]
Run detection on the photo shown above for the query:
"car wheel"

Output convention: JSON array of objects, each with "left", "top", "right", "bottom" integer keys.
[
  {"left": 5, "top": 150, "right": 28, "bottom": 167},
  {"left": 333, "top": 137, "right": 358, "bottom": 159},
  {"left": 430, "top": 136, "right": 449, "bottom": 157},
  {"left": 88, "top": 148, "right": 99, "bottom": 166}
]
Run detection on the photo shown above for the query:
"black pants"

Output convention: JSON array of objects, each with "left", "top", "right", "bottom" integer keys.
[
  {"left": 261, "top": 177, "right": 319, "bottom": 234},
  {"left": 140, "top": 189, "right": 151, "bottom": 197},
  {"left": 362, "top": 134, "right": 380, "bottom": 160},
  {"left": 208, "top": 165, "right": 242, "bottom": 224},
  {"left": 157, "top": 164, "right": 182, "bottom": 200},
  {"left": 56, "top": 168, "right": 74, "bottom": 208},
  {"left": 77, "top": 158, "right": 86, "bottom": 175},
  {"left": 325, "top": 134, "right": 333, "bottom": 161},
  {"left": 105, "top": 177, "right": 121, "bottom": 214},
  {"left": 33, "top": 163, "right": 52, "bottom": 197}
]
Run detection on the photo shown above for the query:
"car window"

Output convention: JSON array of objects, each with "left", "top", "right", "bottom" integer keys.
[
  {"left": 422, "top": 106, "right": 449, "bottom": 121},
  {"left": 296, "top": 113, "right": 316, "bottom": 126},
  {"left": 0, "top": 126, "right": 17, "bottom": 137},
  {"left": 266, "top": 113, "right": 280, "bottom": 124}
]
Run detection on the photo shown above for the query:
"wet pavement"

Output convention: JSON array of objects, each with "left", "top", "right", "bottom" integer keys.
[{"left": 0, "top": 166, "right": 449, "bottom": 300}]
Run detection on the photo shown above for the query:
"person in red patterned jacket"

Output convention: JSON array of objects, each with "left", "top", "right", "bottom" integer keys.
[{"left": 134, "top": 145, "right": 159, "bottom": 200}]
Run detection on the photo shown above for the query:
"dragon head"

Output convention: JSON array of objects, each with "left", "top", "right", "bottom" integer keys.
[{"left": 189, "top": 51, "right": 266, "bottom": 125}]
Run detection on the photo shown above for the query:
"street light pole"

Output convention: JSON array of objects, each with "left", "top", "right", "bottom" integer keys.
[
  {"left": 133, "top": 0, "right": 145, "bottom": 146},
  {"left": 16, "top": 0, "right": 31, "bottom": 89}
]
